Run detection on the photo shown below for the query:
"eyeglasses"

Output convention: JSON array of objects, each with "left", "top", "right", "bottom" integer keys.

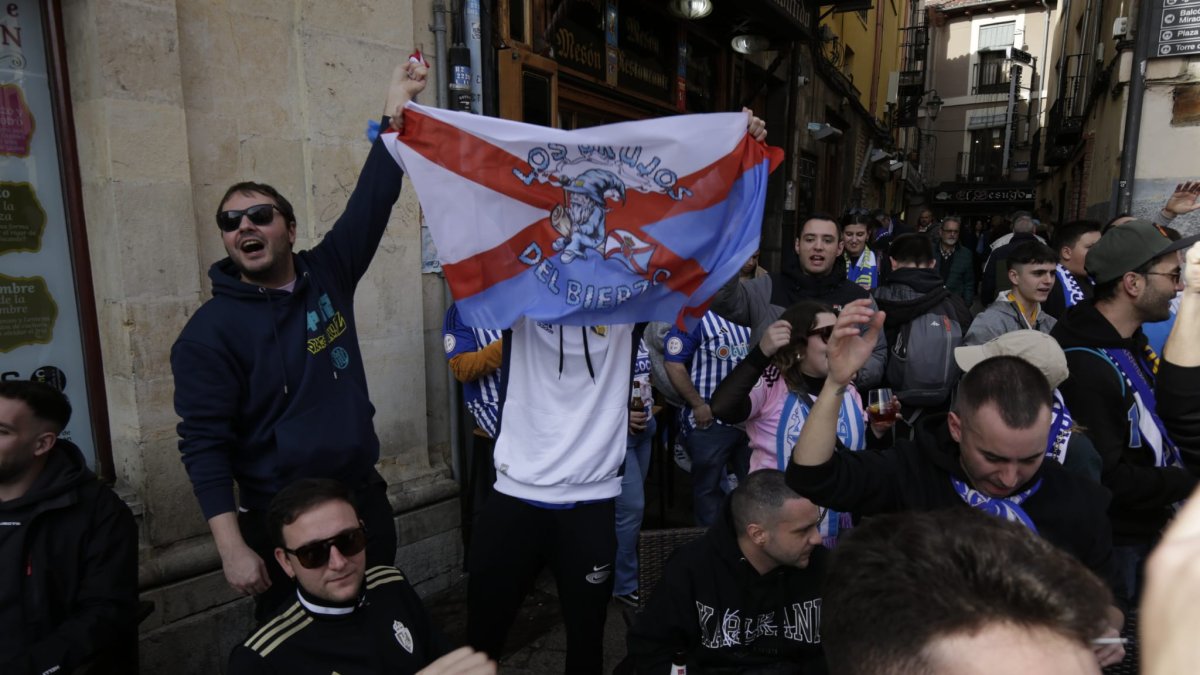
[
  {"left": 283, "top": 526, "right": 367, "bottom": 569},
  {"left": 216, "top": 204, "right": 281, "bottom": 232},
  {"left": 1144, "top": 270, "right": 1182, "bottom": 285},
  {"left": 807, "top": 325, "right": 834, "bottom": 342}
]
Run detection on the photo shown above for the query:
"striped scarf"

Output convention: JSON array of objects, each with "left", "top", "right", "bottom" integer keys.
[
  {"left": 1055, "top": 264, "right": 1085, "bottom": 309},
  {"left": 952, "top": 476, "right": 1043, "bottom": 533}
]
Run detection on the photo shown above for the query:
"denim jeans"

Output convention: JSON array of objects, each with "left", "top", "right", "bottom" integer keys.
[
  {"left": 614, "top": 417, "right": 656, "bottom": 595},
  {"left": 686, "top": 423, "right": 749, "bottom": 527},
  {"left": 1112, "top": 542, "right": 1153, "bottom": 606}
]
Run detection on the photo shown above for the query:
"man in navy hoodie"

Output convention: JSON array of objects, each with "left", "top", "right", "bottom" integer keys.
[{"left": 171, "top": 62, "right": 427, "bottom": 621}]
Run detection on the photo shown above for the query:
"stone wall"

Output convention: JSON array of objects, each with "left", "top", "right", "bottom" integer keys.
[{"left": 59, "top": 0, "right": 457, "bottom": 671}]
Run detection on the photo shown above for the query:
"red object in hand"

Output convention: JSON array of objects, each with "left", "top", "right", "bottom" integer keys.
[{"left": 408, "top": 49, "right": 429, "bottom": 68}]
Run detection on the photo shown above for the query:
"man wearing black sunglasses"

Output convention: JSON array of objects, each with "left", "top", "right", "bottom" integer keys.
[
  {"left": 171, "top": 62, "right": 428, "bottom": 622},
  {"left": 229, "top": 479, "right": 495, "bottom": 675}
]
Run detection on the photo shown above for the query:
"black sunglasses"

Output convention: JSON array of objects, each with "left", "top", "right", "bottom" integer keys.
[
  {"left": 283, "top": 526, "right": 367, "bottom": 569},
  {"left": 216, "top": 203, "right": 281, "bottom": 232},
  {"left": 807, "top": 325, "right": 834, "bottom": 342}
]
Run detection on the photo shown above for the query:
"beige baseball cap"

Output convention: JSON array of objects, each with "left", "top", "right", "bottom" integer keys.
[{"left": 954, "top": 330, "right": 1069, "bottom": 389}]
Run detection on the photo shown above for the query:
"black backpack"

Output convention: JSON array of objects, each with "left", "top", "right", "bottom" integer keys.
[{"left": 886, "top": 301, "right": 964, "bottom": 406}]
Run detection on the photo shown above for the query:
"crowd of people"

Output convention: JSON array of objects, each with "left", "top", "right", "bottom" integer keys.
[{"left": 3, "top": 60, "right": 1200, "bottom": 675}]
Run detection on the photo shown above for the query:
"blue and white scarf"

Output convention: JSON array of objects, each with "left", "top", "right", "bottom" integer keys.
[
  {"left": 951, "top": 476, "right": 1043, "bottom": 533},
  {"left": 845, "top": 248, "right": 879, "bottom": 290},
  {"left": 1103, "top": 346, "right": 1182, "bottom": 468},
  {"left": 776, "top": 389, "right": 866, "bottom": 547},
  {"left": 1055, "top": 264, "right": 1085, "bottom": 309},
  {"left": 1046, "top": 390, "right": 1073, "bottom": 465}
]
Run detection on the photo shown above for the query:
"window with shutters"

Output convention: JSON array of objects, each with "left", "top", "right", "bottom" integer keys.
[{"left": 974, "top": 21, "right": 1015, "bottom": 94}]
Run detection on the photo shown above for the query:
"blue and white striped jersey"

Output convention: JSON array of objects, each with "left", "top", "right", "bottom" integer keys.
[
  {"left": 443, "top": 304, "right": 502, "bottom": 438},
  {"left": 663, "top": 311, "right": 751, "bottom": 432}
]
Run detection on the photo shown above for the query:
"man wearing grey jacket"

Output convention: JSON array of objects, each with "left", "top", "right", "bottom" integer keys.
[
  {"left": 711, "top": 213, "right": 887, "bottom": 389},
  {"left": 964, "top": 240, "right": 1058, "bottom": 346}
]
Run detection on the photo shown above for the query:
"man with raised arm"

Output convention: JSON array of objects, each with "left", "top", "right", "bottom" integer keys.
[
  {"left": 171, "top": 62, "right": 428, "bottom": 621},
  {"left": 785, "top": 298, "right": 1125, "bottom": 668}
]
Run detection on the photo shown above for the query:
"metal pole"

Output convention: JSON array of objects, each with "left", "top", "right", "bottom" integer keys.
[
  {"left": 1002, "top": 62, "right": 1019, "bottom": 177},
  {"left": 1117, "top": 0, "right": 1156, "bottom": 215},
  {"left": 432, "top": 0, "right": 449, "bottom": 109}
]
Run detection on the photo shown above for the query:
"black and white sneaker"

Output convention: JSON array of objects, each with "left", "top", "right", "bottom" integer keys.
[{"left": 613, "top": 590, "right": 640, "bottom": 607}]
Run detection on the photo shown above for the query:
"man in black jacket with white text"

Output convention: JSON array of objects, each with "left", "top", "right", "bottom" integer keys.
[{"left": 625, "top": 470, "right": 827, "bottom": 674}]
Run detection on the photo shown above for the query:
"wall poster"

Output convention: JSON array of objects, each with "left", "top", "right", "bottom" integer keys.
[{"left": 0, "top": 0, "right": 108, "bottom": 473}]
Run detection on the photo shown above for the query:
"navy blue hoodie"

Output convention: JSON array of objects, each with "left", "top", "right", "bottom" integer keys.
[{"left": 171, "top": 136, "right": 404, "bottom": 519}]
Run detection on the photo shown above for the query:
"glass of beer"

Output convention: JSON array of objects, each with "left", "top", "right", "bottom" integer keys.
[{"left": 867, "top": 388, "right": 898, "bottom": 424}]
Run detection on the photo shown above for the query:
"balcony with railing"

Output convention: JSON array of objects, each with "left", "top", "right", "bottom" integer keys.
[
  {"left": 1045, "top": 53, "right": 1088, "bottom": 164},
  {"left": 895, "top": 2, "right": 928, "bottom": 128}
]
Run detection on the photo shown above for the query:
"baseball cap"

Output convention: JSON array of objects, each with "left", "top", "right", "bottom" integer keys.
[
  {"left": 954, "top": 330, "right": 1069, "bottom": 389},
  {"left": 1085, "top": 219, "right": 1200, "bottom": 284}
]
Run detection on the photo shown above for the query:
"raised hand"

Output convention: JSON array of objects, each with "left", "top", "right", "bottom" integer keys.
[
  {"left": 1164, "top": 181, "right": 1200, "bottom": 217},
  {"left": 759, "top": 319, "right": 792, "bottom": 358},
  {"left": 386, "top": 61, "right": 431, "bottom": 131},
  {"left": 743, "top": 107, "right": 767, "bottom": 142},
  {"left": 826, "top": 299, "right": 884, "bottom": 387},
  {"left": 1141, "top": 484, "right": 1200, "bottom": 674}
]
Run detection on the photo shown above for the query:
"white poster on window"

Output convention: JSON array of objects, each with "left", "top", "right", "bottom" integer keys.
[{"left": 0, "top": 0, "right": 97, "bottom": 468}]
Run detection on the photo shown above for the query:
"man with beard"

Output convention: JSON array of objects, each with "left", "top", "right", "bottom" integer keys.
[
  {"left": 786, "top": 300, "right": 1126, "bottom": 667},
  {"left": 624, "top": 470, "right": 828, "bottom": 673},
  {"left": 964, "top": 241, "right": 1058, "bottom": 346},
  {"left": 1052, "top": 220, "right": 1200, "bottom": 603},
  {"left": 0, "top": 381, "right": 137, "bottom": 675},
  {"left": 171, "top": 62, "right": 428, "bottom": 620},
  {"left": 712, "top": 213, "right": 887, "bottom": 389}
]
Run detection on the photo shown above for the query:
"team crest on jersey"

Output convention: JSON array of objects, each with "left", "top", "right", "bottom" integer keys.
[
  {"left": 443, "top": 334, "right": 457, "bottom": 353},
  {"left": 393, "top": 620, "right": 414, "bottom": 653},
  {"left": 666, "top": 336, "right": 684, "bottom": 356},
  {"left": 591, "top": 325, "right": 608, "bottom": 337}
]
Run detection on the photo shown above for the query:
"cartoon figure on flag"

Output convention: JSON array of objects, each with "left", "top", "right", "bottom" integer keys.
[{"left": 551, "top": 168, "right": 626, "bottom": 263}]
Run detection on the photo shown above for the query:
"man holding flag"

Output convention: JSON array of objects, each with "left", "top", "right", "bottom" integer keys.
[
  {"left": 171, "top": 61, "right": 427, "bottom": 621},
  {"left": 383, "top": 105, "right": 772, "bottom": 670}
]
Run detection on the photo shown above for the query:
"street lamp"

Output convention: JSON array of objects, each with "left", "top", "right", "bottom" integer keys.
[
  {"left": 668, "top": 0, "right": 713, "bottom": 20},
  {"left": 925, "top": 90, "right": 943, "bottom": 121},
  {"left": 731, "top": 34, "right": 771, "bottom": 54}
]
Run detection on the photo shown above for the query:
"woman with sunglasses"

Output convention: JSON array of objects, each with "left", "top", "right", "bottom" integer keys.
[{"left": 710, "top": 301, "right": 893, "bottom": 547}]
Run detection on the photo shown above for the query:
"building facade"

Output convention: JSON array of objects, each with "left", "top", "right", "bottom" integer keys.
[
  {"left": 921, "top": 0, "right": 1049, "bottom": 221},
  {"left": 0, "top": 0, "right": 927, "bottom": 672},
  {"left": 1038, "top": 0, "right": 1200, "bottom": 228}
]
